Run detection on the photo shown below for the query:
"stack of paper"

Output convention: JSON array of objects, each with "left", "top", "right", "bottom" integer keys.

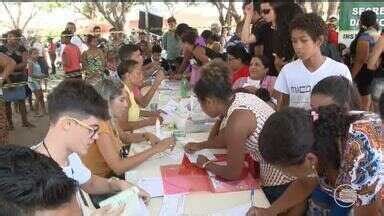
[
  {"left": 210, "top": 203, "right": 251, "bottom": 216},
  {"left": 186, "top": 149, "right": 217, "bottom": 163},
  {"left": 159, "top": 194, "right": 186, "bottom": 216},
  {"left": 137, "top": 177, "right": 164, "bottom": 198},
  {"left": 159, "top": 99, "right": 179, "bottom": 115},
  {"left": 99, "top": 187, "right": 149, "bottom": 216}
]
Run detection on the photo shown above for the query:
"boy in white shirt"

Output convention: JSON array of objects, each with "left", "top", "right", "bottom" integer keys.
[
  {"left": 274, "top": 13, "right": 352, "bottom": 110},
  {"left": 33, "top": 79, "right": 149, "bottom": 207}
]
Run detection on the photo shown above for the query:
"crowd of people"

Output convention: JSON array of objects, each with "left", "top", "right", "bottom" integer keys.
[{"left": 0, "top": 0, "right": 384, "bottom": 215}]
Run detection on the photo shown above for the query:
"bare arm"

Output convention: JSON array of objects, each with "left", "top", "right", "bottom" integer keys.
[
  {"left": 201, "top": 110, "right": 256, "bottom": 180},
  {"left": 135, "top": 70, "right": 164, "bottom": 108},
  {"left": 14, "top": 50, "right": 28, "bottom": 71},
  {"left": 241, "top": 4, "right": 257, "bottom": 44},
  {"left": 192, "top": 47, "right": 209, "bottom": 64},
  {"left": 0, "top": 53, "right": 16, "bottom": 80},
  {"left": 268, "top": 177, "right": 318, "bottom": 214},
  {"left": 176, "top": 47, "right": 192, "bottom": 74},
  {"left": 199, "top": 119, "right": 226, "bottom": 149},
  {"left": 118, "top": 115, "right": 156, "bottom": 131},
  {"left": 81, "top": 174, "right": 133, "bottom": 195},
  {"left": 118, "top": 130, "right": 146, "bottom": 144},
  {"left": 81, "top": 51, "right": 87, "bottom": 71},
  {"left": 96, "top": 133, "right": 173, "bottom": 175},
  {"left": 367, "top": 36, "right": 384, "bottom": 70},
  {"left": 135, "top": 87, "right": 158, "bottom": 108},
  {"left": 351, "top": 40, "right": 370, "bottom": 78},
  {"left": 184, "top": 119, "right": 224, "bottom": 153},
  {"left": 62, "top": 51, "right": 69, "bottom": 68},
  {"left": 276, "top": 92, "right": 289, "bottom": 111}
]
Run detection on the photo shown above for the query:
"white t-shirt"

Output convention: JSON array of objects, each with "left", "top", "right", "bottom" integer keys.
[
  {"left": 30, "top": 144, "right": 91, "bottom": 185},
  {"left": 274, "top": 57, "right": 352, "bottom": 109},
  {"left": 32, "top": 42, "right": 44, "bottom": 57},
  {"left": 63, "top": 153, "right": 92, "bottom": 185}
]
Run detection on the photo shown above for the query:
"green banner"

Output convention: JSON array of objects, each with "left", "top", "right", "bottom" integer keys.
[{"left": 339, "top": 1, "right": 384, "bottom": 31}]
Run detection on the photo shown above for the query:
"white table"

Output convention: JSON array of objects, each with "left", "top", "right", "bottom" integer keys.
[
  {"left": 126, "top": 81, "right": 270, "bottom": 215},
  {"left": 126, "top": 128, "right": 270, "bottom": 215}
]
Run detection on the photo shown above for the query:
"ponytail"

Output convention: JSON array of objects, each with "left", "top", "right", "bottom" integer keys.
[
  {"left": 312, "top": 105, "right": 361, "bottom": 169},
  {"left": 349, "top": 28, "right": 366, "bottom": 57}
]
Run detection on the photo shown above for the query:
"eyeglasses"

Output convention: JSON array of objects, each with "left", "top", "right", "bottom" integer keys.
[
  {"left": 261, "top": 9, "right": 271, "bottom": 15},
  {"left": 65, "top": 117, "right": 99, "bottom": 138}
]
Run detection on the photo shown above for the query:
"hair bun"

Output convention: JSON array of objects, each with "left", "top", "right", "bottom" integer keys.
[{"left": 200, "top": 59, "right": 230, "bottom": 84}]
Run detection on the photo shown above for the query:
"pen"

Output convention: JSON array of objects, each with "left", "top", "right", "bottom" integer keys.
[{"left": 251, "top": 189, "right": 255, "bottom": 207}]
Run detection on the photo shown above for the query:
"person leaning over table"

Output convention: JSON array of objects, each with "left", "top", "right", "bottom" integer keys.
[
  {"left": 117, "top": 60, "right": 163, "bottom": 132},
  {"left": 184, "top": 59, "right": 306, "bottom": 215},
  {"left": 117, "top": 44, "right": 165, "bottom": 108},
  {"left": 82, "top": 79, "right": 175, "bottom": 178}
]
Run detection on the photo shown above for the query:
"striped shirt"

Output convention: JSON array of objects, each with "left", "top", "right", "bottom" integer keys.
[{"left": 220, "top": 93, "right": 295, "bottom": 186}]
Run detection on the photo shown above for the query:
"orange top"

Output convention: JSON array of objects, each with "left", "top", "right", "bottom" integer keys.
[
  {"left": 63, "top": 43, "right": 81, "bottom": 73},
  {"left": 82, "top": 121, "right": 122, "bottom": 177}
]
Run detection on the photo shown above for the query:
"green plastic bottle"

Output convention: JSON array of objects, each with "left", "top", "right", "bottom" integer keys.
[{"left": 180, "top": 75, "right": 188, "bottom": 98}]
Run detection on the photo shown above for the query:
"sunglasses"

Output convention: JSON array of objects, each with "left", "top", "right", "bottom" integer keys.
[
  {"left": 65, "top": 117, "right": 99, "bottom": 138},
  {"left": 261, "top": 9, "right": 271, "bottom": 15}
]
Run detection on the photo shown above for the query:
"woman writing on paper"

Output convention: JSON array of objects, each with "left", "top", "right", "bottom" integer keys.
[
  {"left": 117, "top": 60, "right": 162, "bottom": 131},
  {"left": 184, "top": 59, "right": 305, "bottom": 215},
  {"left": 82, "top": 79, "right": 175, "bottom": 178}
]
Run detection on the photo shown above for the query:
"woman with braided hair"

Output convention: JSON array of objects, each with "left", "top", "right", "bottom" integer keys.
[
  {"left": 255, "top": 99, "right": 383, "bottom": 216},
  {"left": 249, "top": 76, "right": 382, "bottom": 215}
]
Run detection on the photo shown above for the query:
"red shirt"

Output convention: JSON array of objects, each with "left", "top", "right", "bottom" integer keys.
[
  {"left": 328, "top": 29, "right": 338, "bottom": 46},
  {"left": 231, "top": 65, "right": 249, "bottom": 85},
  {"left": 63, "top": 43, "right": 81, "bottom": 73}
]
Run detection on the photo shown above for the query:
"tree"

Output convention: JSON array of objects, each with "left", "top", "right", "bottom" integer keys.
[
  {"left": 294, "top": 1, "right": 340, "bottom": 19},
  {"left": 209, "top": 0, "right": 242, "bottom": 29},
  {"left": 327, "top": 1, "right": 339, "bottom": 18},
  {"left": 1, "top": 2, "right": 38, "bottom": 31},
  {"left": 71, "top": 2, "right": 97, "bottom": 21},
  {"left": 92, "top": 1, "right": 135, "bottom": 30}
]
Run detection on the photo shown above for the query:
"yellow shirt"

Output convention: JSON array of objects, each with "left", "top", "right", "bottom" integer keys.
[
  {"left": 82, "top": 121, "right": 122, "bottom": 178},
  {"left": 124, "top": 85, "right": 140, "bottom": 122}
]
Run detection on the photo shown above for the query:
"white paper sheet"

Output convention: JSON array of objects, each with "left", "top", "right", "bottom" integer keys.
[
  {"left": 137, "top": 177, "right": 164, "bottom": 198},
  {"left": 165, "top": 148, "right": 185, "bottom": 162},
  {"left": 99, "top": 188, "right": 149, "bottom": 216},
  {"left": 186, "top": 149, "right": 216, "bottom": 163},
  {"left": 125, "top": 170, "right": 140, "bottom": 184},
  {"left": 159, "top": 194, "right": 186, "bottom": 216},
  {"left": 159, "top": 99, "right": 179, "bottom": 115},
  {"left": 210, "top": 203, "right": 251, "bottom": 216}
]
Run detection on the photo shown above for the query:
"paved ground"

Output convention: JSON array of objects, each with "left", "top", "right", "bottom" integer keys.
[{"left": 8, "top": 75, "right": 63, "bottom": 147}]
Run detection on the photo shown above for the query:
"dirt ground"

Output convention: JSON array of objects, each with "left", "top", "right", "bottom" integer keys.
[
  {"left": 8, "top": 114, "right": 49, "bottom": 147},
  {"left": 7, "top": 76, "right": 62, "bottom": 147}
]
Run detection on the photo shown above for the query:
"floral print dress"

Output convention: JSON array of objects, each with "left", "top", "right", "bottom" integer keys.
[
  {"left": 82, "top": 50, "right": 106, "bottom": 85},
  {"left": 307, "top": 112, "right": 383, "bottom": 215}
]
